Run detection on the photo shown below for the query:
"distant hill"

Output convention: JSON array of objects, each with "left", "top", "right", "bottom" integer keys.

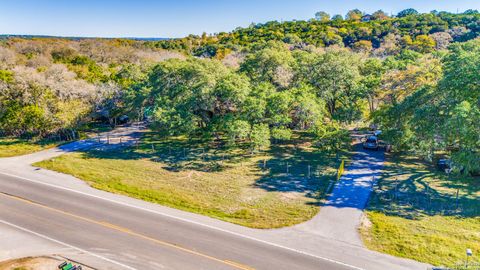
[
  {"left": 151, "top": 10, "right": 480, "bottom": 57},
  {"left": 0, "top": 34, "right": 169, "bottom": 41}
]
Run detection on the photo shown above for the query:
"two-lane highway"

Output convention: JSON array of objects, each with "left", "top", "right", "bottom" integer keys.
[{"left": 0, "top": 172, "right": 357, "bottom": 270}]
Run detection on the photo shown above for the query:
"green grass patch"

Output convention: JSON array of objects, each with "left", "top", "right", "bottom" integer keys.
[
  {"left": 361, "top": 154, "right": 480, "bottom": 267},
  {"left": 0, "top": 138, "right": 64, "bottom": 158},
  {"left": 35, "top": 132, "right": 343, "bottom": 229}
]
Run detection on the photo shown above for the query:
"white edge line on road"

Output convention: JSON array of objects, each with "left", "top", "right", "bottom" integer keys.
[
  {"left": 0, "top": 219, "right": 136, "bottom": 270},
  {"left": 0, "top": 171, "right": 365, "bottom": 270}
]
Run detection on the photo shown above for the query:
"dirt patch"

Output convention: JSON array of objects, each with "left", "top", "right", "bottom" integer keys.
[
  {"left": 359, "top": 213, "right": 373, "bottom": 243},
  {"left": 360, "top": 213, "right": 372, "bottom": 229},
  {"left": 0, "top": 256, "right": 93, "bottom": 270}
]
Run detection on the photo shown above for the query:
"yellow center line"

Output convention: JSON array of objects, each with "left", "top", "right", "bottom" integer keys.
[
  {"left": 224, "top": 260, "right": 256, "bottom": 270},
  {"left": 0, "top": 192, "right": 254, "bottom": 270}
]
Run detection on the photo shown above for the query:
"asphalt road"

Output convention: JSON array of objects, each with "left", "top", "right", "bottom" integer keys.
[{"left": 0, "top": 172, "right": 355, "bottom": 270}]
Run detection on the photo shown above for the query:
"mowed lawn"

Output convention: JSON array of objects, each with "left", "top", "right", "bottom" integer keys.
[
  {"left": 35, "top": 132, "right": 341, "bottom": 228},
  {"left": 0, "top": 138, "right": 62, "bottom": 157},
  {"left": 361, "top": 154, "right": 480, "bottom": 267}
]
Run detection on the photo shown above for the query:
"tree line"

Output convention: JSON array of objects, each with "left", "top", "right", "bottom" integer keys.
[
  {"left": 0, "top": 9, "right": 478, "bottom": 173},
  {"left": 152, "top": 9, "right": 480, "bottom": 58}
]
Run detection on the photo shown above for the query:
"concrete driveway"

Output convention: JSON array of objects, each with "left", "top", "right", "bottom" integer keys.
[{"left": 296, "top": 142, "right": 384, "bottom": 246}]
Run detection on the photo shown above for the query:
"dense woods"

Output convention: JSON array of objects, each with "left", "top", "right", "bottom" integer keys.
[
  {"left": 0, "top": 8, "right": 479, "bottom": 173},
  {"left": 153, "top": 9, "right": 480, "bottom": 57}
]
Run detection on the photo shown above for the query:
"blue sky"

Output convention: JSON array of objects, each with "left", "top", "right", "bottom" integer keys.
[{"left": 1, "top": 0, "right": 480, "bottom": 38}]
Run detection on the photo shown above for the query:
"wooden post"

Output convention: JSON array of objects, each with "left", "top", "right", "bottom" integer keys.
[
  {"left": 456, "top": 189, "right": 460, "bottom": 210},
  {"left": 395, "top": 178, "right": 399, "bottom": 202}
]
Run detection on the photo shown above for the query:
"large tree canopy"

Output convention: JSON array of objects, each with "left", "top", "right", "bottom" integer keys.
[
  {"left": 302, "top": 48, "right": 362, "bottom": 120},
  {"left": 375, "top": 39, "right": 480, "bottom": 174}
]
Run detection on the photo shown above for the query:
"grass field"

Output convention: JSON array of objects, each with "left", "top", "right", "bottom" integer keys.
[
  {"left": 0, "top": 138, "right": 63, "bottom": 158},
  {"left": 360, "top": 154, "right": 480, "bottom": 267},
  {"left": 35, "top": 132, "right": 345, "bottom": 228}
]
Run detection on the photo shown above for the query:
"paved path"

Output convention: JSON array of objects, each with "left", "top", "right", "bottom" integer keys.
[
  {"left": 0, "top": 123, "right": 145, "bottom": 167},
  {"left": 0, "top": 129, "right": 430, "bottom": 270},
  {"left": 296, "top": 139, "right": 384, "bottom": 246}
]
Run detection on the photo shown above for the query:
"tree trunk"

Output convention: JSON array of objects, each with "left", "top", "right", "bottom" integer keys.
[{"left": 327, "top": 99, "right": 336, "bottom": 117}]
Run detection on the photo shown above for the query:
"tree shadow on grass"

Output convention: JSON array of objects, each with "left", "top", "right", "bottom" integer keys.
[
  {"left": 0, "top": 137, "right": 59, "bottom": 147},
  {"left": 368, "top": 154, "right": 480, "bottom": 219},
  {"left": 76, "top": 132, "right": 341, "bottom": 204},
  {"left": 252, "top": 140, "right": 345, "bottom": 202},
  {"left": 0, "top": 139, "right": 23, "bottom": 147},
  {"left": 79, "top": 131, "right": 261, "bottom": 172}
]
